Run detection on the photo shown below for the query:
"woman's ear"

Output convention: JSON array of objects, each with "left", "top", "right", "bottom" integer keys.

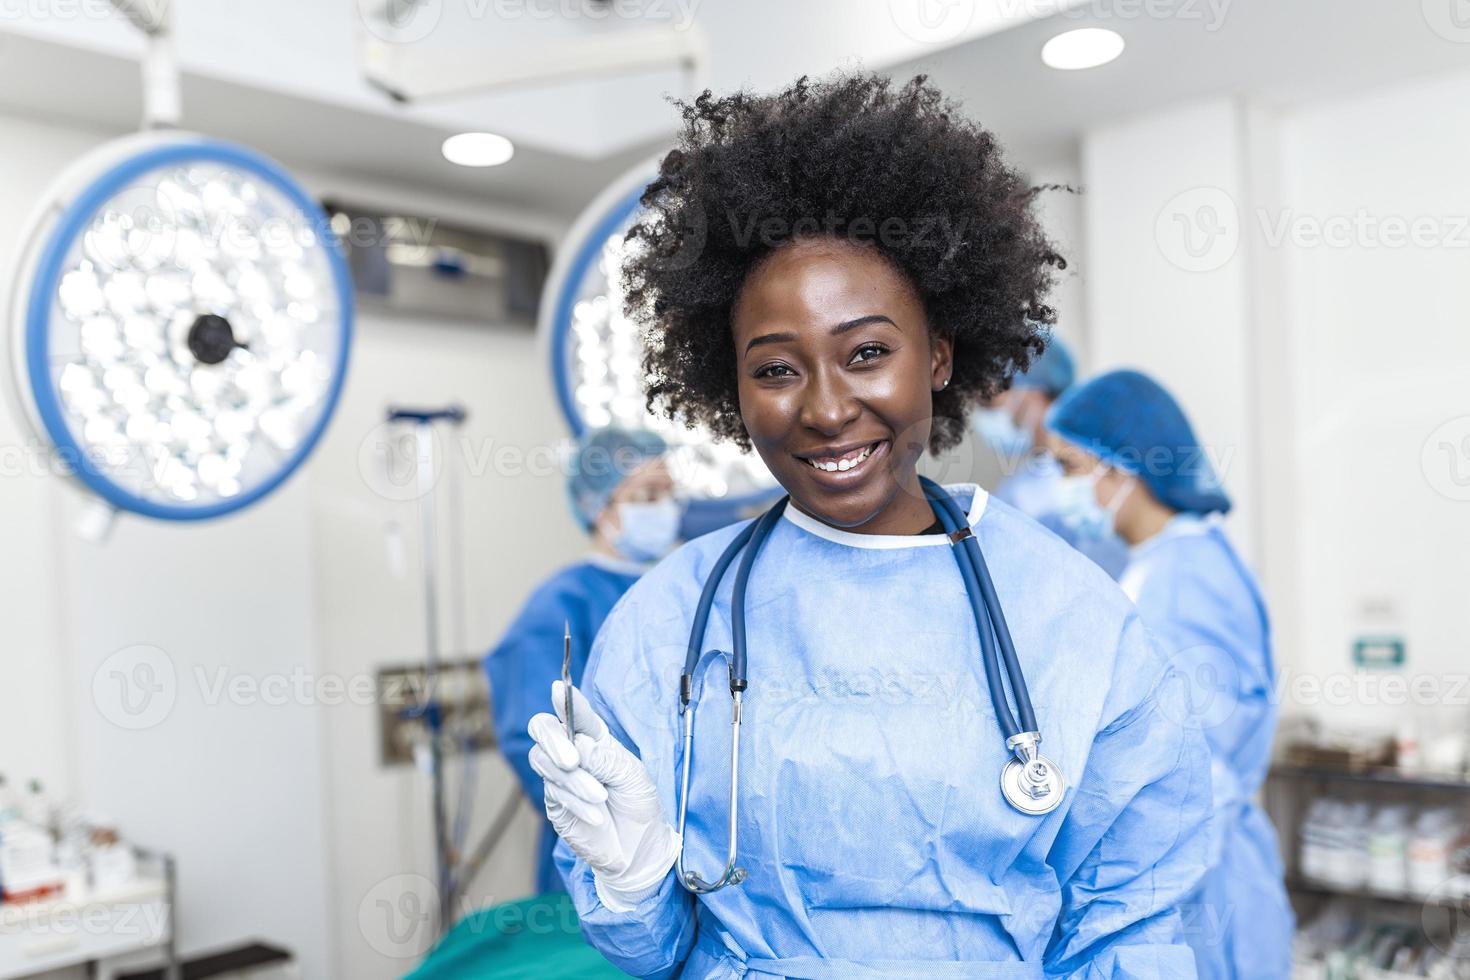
[{"left": 930, "top": 333, "right": 955, "bottom": 392}]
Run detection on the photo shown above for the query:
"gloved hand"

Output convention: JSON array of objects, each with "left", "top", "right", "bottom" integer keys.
[{"left": 528, "top": 680, "right": 680, "bottom": 912}]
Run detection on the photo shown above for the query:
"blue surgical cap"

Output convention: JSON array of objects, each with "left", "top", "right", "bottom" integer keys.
[
  {"left": 566, "top": 426, "right": 668, "bottom": 530},
  {"left": 1045, "top": 369, "right": 1232, "bottom": 515},
  {"left": 1012, "top": 334, "right": 1076, "bottom": 397}
]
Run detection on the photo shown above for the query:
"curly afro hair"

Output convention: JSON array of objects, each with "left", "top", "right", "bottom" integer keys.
[{"left": 623, "top": 71, "right": 1065, "bottom": 454}]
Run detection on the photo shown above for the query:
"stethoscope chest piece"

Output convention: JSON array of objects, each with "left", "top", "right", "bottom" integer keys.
[{"left": 1000, "top": 732, "right": 1066, "bottom": 816}]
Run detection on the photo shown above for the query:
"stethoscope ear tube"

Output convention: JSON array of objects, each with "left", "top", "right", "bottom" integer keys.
[
  {"left": 676, "top": 496, "right": 787, "bottom": 894},
  {"left": 958, "top": 530, "right": 1038, "bottom": 735},
  {"left": 682, "top": 517, "right": 760, "bottom": 703},
  {"left": 920, "top": 478, "right": 1021, "bottom": 740},
  {"left": 728, "top": 500, "right": 787, "bottom": 689}
]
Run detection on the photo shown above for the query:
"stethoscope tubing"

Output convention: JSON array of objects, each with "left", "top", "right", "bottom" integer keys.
[{"left": 920, "top": 477, "right": 1038, "bottom": 737}]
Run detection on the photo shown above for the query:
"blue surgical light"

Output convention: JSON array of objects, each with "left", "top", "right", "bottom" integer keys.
[
  {"left": 541, "top": 159, "right": 777, "bottom": 534},
  {"left": 6, "top": 133, "right": 353, "bottom": 522}
]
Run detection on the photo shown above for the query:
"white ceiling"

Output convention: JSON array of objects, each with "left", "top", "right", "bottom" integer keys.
[{"left": 0, "top": 1, "right": 1467, "bottom": 222}]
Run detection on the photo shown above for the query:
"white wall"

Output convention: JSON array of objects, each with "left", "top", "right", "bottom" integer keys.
[
  {"left": 307, "top": 308, "right": 587, "bottom": 978},
  {"left": 1272, "top": 71, "right": 1470, "bottom": 735},
  {"left": 1078, "top": 78, "right": 1470, "bottom": 741},
  {"left": 0, "top": 108, "right": 339, "bottom": 972},
  {"left": 0, "top": 109, "right": 579, "bottom": 979},
  {"left": 1080, "top": 99, "right": 1261, "bottom": 564},
  {"left": 0, "top": 114, "right": 96, "bottom": 810}
]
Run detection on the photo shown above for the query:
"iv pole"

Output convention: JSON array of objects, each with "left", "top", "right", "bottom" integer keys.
[{"left": 386, "top": 405, "right": 466, "bottom": 935}]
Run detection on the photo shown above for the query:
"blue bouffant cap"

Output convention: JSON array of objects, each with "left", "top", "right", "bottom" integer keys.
[
  {"left": 1046, "top": 369, "right": 1231, "bottom": 515},
  {"left": 566, "top": 426, "right": 668, "bottom": 530}
]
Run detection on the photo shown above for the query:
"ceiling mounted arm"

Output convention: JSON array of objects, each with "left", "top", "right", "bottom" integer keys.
[
  {"left": 359, "top": 23, "right": 710, "bottom": 104},
  {"left": 108, "top": 0, "right": 180, "bottom": 129}
]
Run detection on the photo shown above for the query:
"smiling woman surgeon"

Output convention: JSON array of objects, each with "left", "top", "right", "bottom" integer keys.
[{"left": 526, "top": 73, "right": 1213, "bottom": 978}]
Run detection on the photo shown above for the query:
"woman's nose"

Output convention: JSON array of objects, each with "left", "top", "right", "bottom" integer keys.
[{"left": 798, "top": 367, "right": 860, "bottom": 435}]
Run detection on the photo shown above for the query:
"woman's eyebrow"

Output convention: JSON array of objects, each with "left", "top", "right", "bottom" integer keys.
[
  {"left": 831, "top": 314, "right": 896, "bottom": 335},
  {"left": 744, "top": 331, "right": 796, "bottom": 354},
  {"left": 743, "top": 315, "right": 897, "bottom": 355}
]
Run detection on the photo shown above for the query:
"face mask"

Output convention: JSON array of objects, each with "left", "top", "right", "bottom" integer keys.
[
  {"left": 972, "top": 408, "right": 1032, "bottom": 460},
  {"left": 613, "top": 498, "right": 683, "bottom": 563},
  {"left": 1055, "top": 472, "right": 1131, "bottom": 543}
]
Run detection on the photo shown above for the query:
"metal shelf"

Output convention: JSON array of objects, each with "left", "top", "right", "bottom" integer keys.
[
  {"left": 1269, "top": 762, "right": 1470, "bottom": 793},
  {"left": 1288, "top": 876, "right": 1465, "bottom": 908}
]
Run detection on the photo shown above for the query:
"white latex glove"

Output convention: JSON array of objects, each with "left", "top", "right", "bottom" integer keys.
[{"left": 528, "top": 680, "right": 680, "bottom": 912}]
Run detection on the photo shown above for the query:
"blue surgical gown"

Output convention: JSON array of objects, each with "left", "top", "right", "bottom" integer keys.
[
  {"left": 1119, "top": 516, "right": 1292, "bottom": 980},
  {"left": 554, "top": 484, "right": 1212, "bottom": 978},
  {"left": 994, "top": 453, "right": 1129, "bottom": 580},
  {"left": 485, "top": 555, "right": 645, "bottom": 895}
]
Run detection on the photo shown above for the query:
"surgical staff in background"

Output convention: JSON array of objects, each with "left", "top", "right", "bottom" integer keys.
[
  {"left": 970, "top": 336, "right": 1128, "bottom": 578},
  {"left": 1045, "top": 369, "right": 1293, "bottom": 980},
  {"left": 483, "top": 426, "right": 682, "bottom": 894}
]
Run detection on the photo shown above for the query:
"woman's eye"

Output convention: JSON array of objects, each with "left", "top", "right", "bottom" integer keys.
[
  {"left": 851, "top": 344, "right": 889, "bottom": 364},
  {"left": 755, "top": 363, "right": 795, "bottom": 379}
]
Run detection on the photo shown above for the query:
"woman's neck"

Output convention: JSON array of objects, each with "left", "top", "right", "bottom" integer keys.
[{"left": 1115, "top": 494, "right": 1176, "bottom": 547}]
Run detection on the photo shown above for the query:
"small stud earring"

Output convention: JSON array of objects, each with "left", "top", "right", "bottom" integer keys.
[{"left": 941, "top": 377, "right": 951, "bottom": 389}]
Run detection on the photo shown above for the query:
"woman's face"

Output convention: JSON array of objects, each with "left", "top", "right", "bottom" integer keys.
[
  {"left": 731, "top": 237, "right": 952, "bottom": 532},
  {"left": 1047, "top": 434, "right": 1132, "bottom": 509}
]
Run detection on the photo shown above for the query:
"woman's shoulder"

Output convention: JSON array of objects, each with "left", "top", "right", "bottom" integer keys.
[
  {"left": 1140, "top": 522, "right": 1262, "bottom": 610},
  {"left": 596, "top": 518, "right": 756, "bottom": 634},
  {"left": 974, "top": 488, "right": 1136, "bottom": 613}
]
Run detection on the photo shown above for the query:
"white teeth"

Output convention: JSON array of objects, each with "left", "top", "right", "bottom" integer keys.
[{"left": 809, "top": 443, "right": 875, "bottom": 473}]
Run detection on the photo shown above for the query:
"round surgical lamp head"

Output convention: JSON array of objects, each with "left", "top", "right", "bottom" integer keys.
[
  {"left": 6, "top": 132, "right": 353, "bottom": 523},
  {"left": 542, "top": 157, "right": 779, "bottom": 537}
]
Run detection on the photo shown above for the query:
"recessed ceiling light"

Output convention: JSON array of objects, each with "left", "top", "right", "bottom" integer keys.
[
  {"left": 442, "top": 132, "right": 515, "bottom": 168},
  {"left": 1041, "top": 28, "right": 1125, "bottom": 70}
]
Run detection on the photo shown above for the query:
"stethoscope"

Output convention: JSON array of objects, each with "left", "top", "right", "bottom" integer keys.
[{"left": 674, "top": 475, "right": 1067, "bottom": 895}]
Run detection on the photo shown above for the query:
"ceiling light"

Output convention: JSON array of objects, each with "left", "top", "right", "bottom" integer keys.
[
  {"left": 1041, "top": 28, "right": 1125, "bottom": 70},
  {"left": 441, "top": 133, "right": 514, "bottom": 168}
]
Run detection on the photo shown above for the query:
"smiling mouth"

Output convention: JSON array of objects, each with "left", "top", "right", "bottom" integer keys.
[{"left": 798, "top": 440, "right": 886, "bottom": 475}]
